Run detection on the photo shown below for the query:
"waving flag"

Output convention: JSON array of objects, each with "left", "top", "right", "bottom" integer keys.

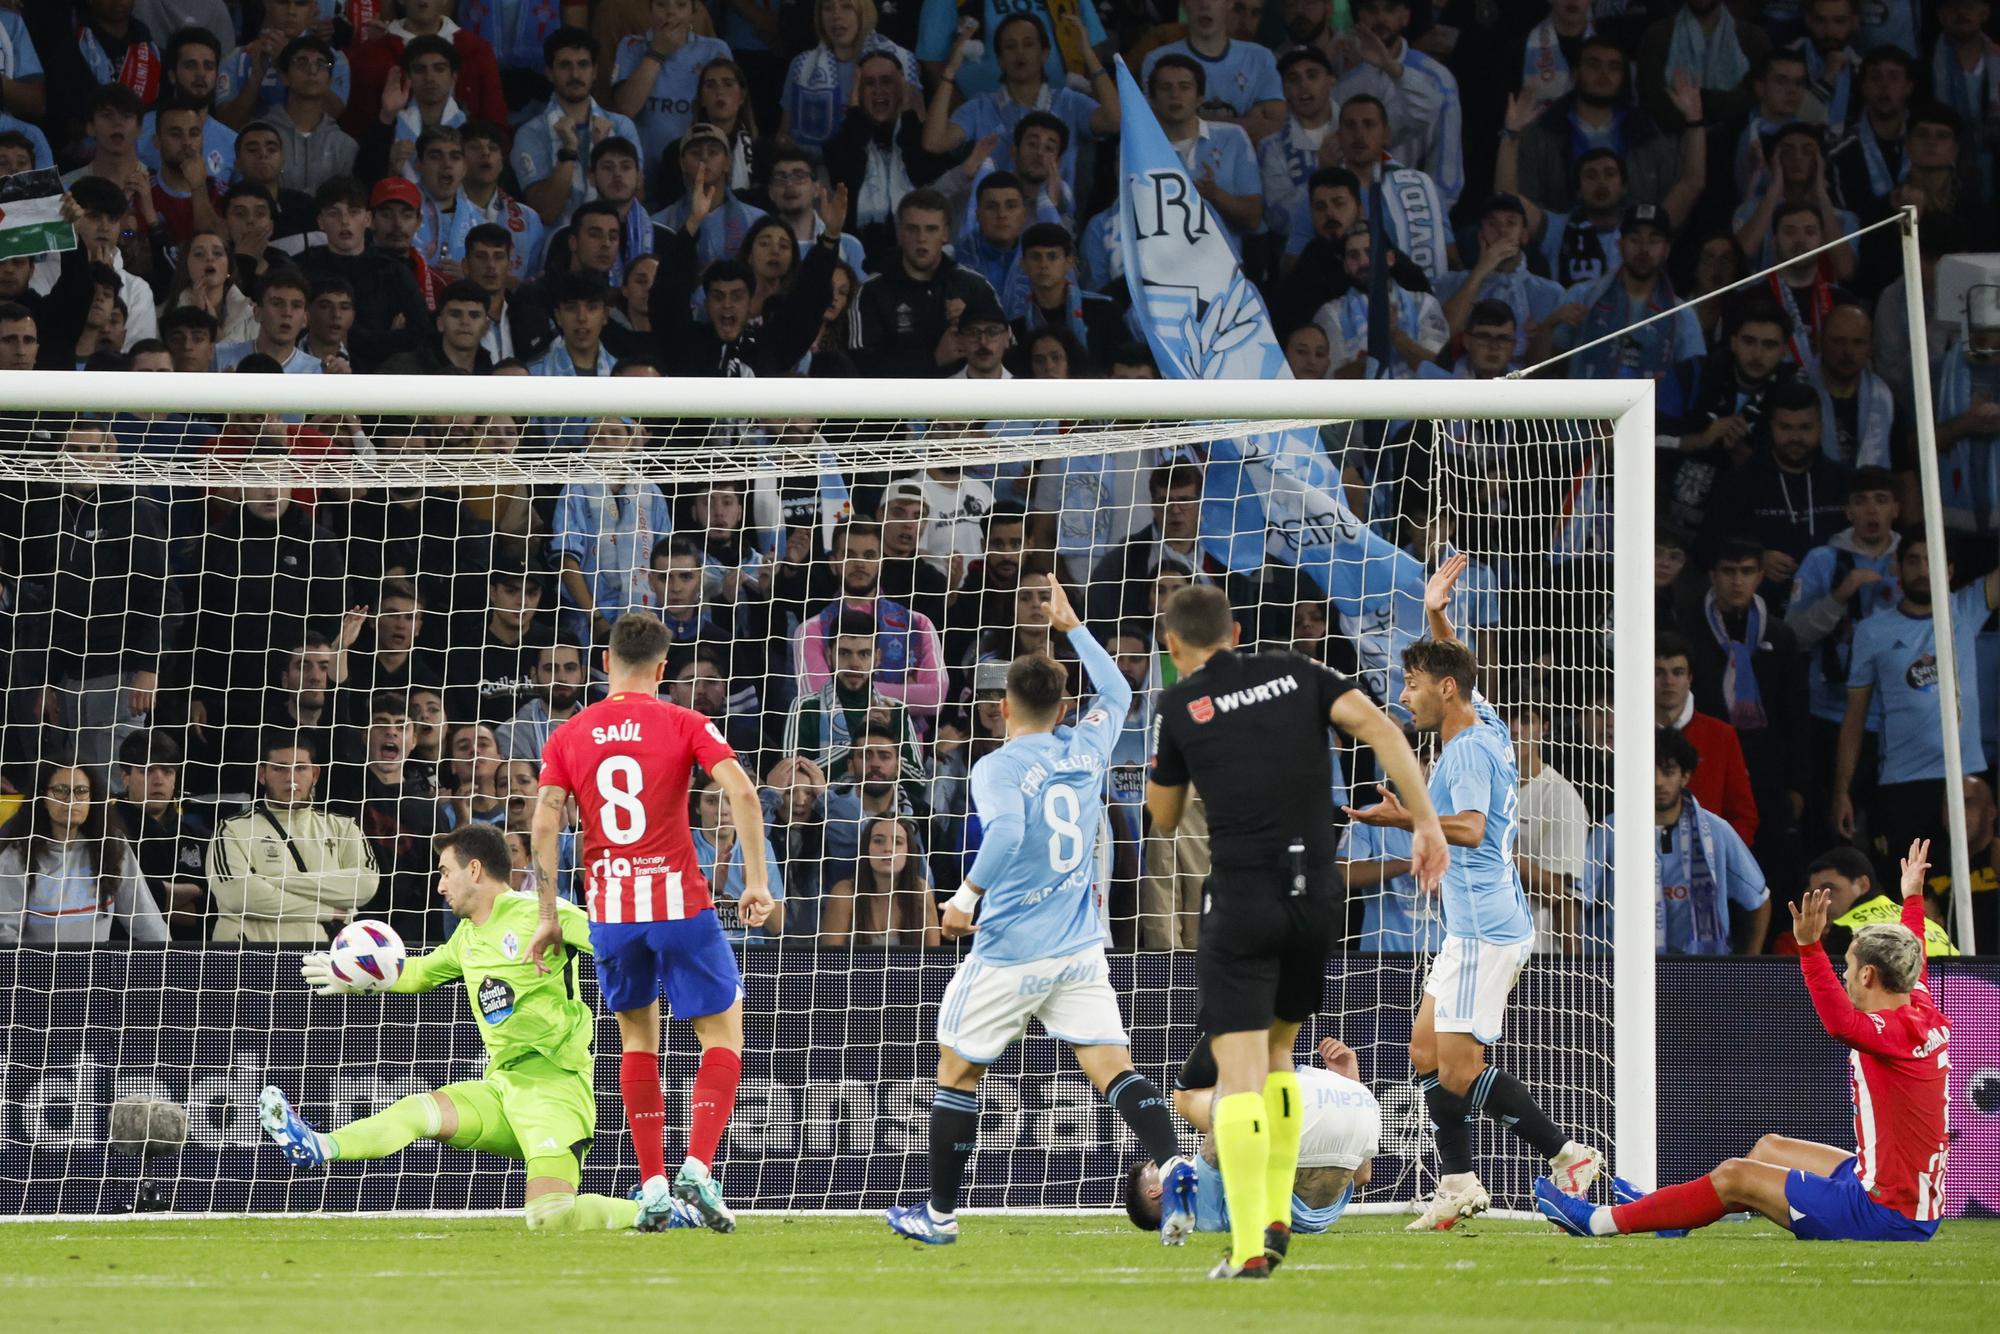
[
  {"left": 1113, "top": 59, "right": 1423, "bottom": 701},
  {"left": 0, "top": 169, "right": 75, "bottom": 261}
]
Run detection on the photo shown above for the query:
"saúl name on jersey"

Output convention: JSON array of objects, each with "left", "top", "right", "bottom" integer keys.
[{"left": 593, "top": 721, "right": 643, "bottom": 744}]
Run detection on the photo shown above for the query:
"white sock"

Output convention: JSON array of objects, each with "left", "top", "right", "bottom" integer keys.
[
  {"left": 1588, "top": 1205, "right": 1618, "bottom": 1237},
  {"left": 644, "top": 1173, "right": 670, "bottom": 1193},
  {"left": 680, "top": 1156, "right": 708, "bottom": 1180},
  {"left": 927, "top": 1204, "right": 955, "bottom": 1225}
]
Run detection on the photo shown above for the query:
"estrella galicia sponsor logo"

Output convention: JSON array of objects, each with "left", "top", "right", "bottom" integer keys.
[
  {"left": 477, "top": 976, "right": 515, "bottom": 1025},
  {"left": 1907, "top": 654, "right": 1938, "bottom": 691}
]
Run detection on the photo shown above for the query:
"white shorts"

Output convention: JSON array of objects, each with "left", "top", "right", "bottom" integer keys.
[
  {"left": 1424, "top": 935, "right": 1535, "bottom": 1043},
  {"left": 936, "top": 943, "right": 1129, "bottom": 1063}
]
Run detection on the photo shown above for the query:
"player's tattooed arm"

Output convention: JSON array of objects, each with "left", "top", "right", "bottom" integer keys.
[{"left": 528, "top": 783, "right": 571, "bottom": 971}]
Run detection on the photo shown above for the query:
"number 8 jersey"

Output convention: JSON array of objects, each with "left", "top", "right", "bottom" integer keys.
[
  {"left": 965, "top": 628, "right": 1134, "bottom": 965},
  {"left": 538, "top": 692, "right": 737, "bottom": 924}
]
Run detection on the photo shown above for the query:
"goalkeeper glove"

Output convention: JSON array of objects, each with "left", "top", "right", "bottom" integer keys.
[{"left": 300, "top": 951, "right": 372, "bottom": 997}]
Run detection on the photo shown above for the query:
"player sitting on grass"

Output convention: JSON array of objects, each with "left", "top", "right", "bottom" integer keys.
[
  {"left": 259, "top": 824, "right": 703, "bottom": 1233},
  {"left": 1124, "top": 1037, "right": 1379, "bottom": 1237},
  {"left": 1539, "top": 838, "right": 1949, "bottom": 1243},
  {"left": 885, "top": 578, "right": 1196, "bottom": 1245}
]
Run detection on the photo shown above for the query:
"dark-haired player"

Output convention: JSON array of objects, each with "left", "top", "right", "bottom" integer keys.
[
  {"left": 885, "top": 578, "right": 1194, "bottom": 1247},
  {"left": 530, "top": 611, "right": 773, "bottom": 1233},
  {"left": 1541, "top": 840, "right": 1947, "bottom": 1242},
  {"left": 260, "top": 825, "right": 706, "bottom": 1232},
  {"left": 1345, "top": 555, "right": 1603, "bottom": 1230}
]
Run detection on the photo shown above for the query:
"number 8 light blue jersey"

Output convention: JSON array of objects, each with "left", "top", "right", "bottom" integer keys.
[
  {"left": 965, "top": 628, "right": 1134, "bottom": 966},
  {"left": 1430, "top": 697, "right": 1533, "bottom": 945}
]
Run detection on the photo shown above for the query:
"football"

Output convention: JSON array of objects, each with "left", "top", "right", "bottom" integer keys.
[{"left": 326, "top": 920, "right": 406, "bottom": 992}]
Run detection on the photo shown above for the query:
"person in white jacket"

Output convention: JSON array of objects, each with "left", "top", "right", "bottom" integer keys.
[
  {"left": 0, "top": 764, "right": 168, "bottom": 946},
  {"left": 207, "top": 733, "right": 379, "bottom": 943}
]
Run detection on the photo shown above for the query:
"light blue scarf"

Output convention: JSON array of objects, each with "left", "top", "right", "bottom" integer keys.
[
  {"left": 1660, "top": 793, "right": 1730, "bottom": 956},
  {"left": 1666, "top": 4, "right": 1751, "bottom": 92}
]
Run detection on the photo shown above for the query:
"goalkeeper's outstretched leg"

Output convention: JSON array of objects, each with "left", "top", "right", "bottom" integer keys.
[{"left": 257, "top": 1083, "right": 658, "bottom": 1232}]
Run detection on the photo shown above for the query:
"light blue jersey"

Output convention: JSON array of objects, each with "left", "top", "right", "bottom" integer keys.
[
  {"left": 1140, "top": 40, "right": 1282, "bottom": 117},
  {"left": 1432, "top": 698, "right": 1533, "bottom": 944},
  {"left": 1847, "top": 581, "right": 1992, "bottom": 785},
  {"left": 965, "top": 627, "right": 1132, "bottom": 966}
]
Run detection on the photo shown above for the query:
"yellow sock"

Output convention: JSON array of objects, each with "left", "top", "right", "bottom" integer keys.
[
  {"left": 1263, "top": 1071, "right": 1302, "bottom": 1231},
  {"left": 1212, "top": 1091, "right": 1269, "bottom": 1267}
]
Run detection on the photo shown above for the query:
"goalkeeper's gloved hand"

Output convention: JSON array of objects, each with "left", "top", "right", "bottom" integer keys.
[{"left": 300, "top": 951, "right": 370, "bottom": 997}]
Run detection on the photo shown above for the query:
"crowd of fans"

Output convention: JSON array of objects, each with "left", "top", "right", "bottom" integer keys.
[{"left": 0, "top": 0, "right": 1995, "bottom": 955}]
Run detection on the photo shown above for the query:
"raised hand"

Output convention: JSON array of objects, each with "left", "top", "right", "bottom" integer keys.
[
  {"left": 1425, "top": 551, "right": 1467, "bottom": 615},
  {"left": 1899, "top": 838, "right": 1932, "bottom": 902},
  {"left": 381, "top": 66, "right": 411, "bottom": 121},
  {"left": 1045, "top": 576, "right": 1080, "bottom": 633},
  {"left": 340, "top": 604, "right": 370, "bottom": 649},
  {"left": 1790, "top": 885, "right": 1833, "bottom": 948},
  {"left": 1667, "top": 68, "right": 1704, "bottom": 126},
  {"left": 819, "top": 181, "right": 850, "bottom": 238},
  {"left": 686, "top": 176, "right": 722, "bottom": 231},
  {"left": 1504, "top": 89, "right": 1546, "bottom": 134}
]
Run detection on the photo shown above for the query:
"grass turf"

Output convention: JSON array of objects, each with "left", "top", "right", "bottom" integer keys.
[{"left": 4, "top": 1214, "right": 1995, "bottom": 1331}]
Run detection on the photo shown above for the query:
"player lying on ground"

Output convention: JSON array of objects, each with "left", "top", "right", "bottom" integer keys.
[
  {"left": 1346, "top": 555, "right": 1604, "bottom": 1230},
  {"left": 1538, "top": 839, "right": 1949, "bottom": 1242},
  {"left": 259, "top": 824, "right": 704, "bottom": 1232},
  {"left": 1147, "top": 583, "right": 1446, "bottom": 1278},
  {"left": 532, "top": 612, "right": 774, "bottom": 1233},
  {"left": 1124, "top": 1037, "right": 1379, "bottom": 1237},
  {"left": 885, "top": 580, "right": 1196, "bottom": 1246}
]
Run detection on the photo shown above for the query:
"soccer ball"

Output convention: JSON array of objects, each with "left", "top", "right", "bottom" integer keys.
[{"left": 327, "top": 920, "right": 406, "bottom": 991}]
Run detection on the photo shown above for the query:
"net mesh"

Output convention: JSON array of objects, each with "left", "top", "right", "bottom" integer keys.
[{"left": 0, "top": 396, "right": 1618, "bottom": 1217}]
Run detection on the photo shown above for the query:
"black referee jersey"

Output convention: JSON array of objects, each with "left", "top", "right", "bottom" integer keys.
[{"left": 1147, "top": 648, "right": 1358, "bottom": 871}]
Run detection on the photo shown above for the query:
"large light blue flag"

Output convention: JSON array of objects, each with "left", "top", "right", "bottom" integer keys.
[{"left": 1113, "top": 58, "right": 1424, "bottom": 701}]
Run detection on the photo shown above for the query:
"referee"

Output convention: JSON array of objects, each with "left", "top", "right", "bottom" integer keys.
[{"left": 1145, "top": 585, "right": 1444, "bottom": 1278}]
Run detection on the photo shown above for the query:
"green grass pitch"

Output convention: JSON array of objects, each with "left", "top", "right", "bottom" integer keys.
[{"left": 5, "top": 1214, "right": 1995, "bottom": 1331}]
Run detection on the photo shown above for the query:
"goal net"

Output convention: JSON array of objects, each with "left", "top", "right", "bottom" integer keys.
[{"left": 0, "top": 373, "right": 1652, "bottom": 1218}]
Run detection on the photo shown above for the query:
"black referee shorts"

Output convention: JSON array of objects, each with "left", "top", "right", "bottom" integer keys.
[{"left": 1195, "top": 863, "right": 1342, "bottom": 1035}]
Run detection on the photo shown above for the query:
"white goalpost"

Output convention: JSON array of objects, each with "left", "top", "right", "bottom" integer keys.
[{"left": 0, "top": 372, "right": 1654, "bottom": 1218}]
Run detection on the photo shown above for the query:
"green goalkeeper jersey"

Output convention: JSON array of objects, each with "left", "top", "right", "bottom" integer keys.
[{"left": 391, "top": 892, "right": 596, "bottom": 1077}]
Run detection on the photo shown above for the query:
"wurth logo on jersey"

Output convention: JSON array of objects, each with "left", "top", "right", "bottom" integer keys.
[
  {"left": 1205, "top": 675, "right": 1301, "bottom": 716},
  {"left": 1187, "top": 696, "right": 1215, "bottom": 723}
]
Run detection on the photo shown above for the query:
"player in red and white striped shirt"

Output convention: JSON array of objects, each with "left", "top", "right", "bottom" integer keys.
[
  {"left": 1539, "top": 839, "right": 1948, "bottom": 1242},
  {"left": 530, "top": 613, "right": 773, "bottom": 1234}
]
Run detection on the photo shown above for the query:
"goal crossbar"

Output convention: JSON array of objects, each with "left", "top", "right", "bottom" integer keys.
[{"left": 0, "top": 370, "right": 1652, "bottom": 422}]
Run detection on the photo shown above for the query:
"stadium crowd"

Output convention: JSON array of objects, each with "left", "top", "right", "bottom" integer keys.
[{"left": 0, "top": 0, "right": 1995, "bottom": 955}]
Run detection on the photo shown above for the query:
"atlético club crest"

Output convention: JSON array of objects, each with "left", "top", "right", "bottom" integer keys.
[{"left": 1187, "top": 696, "right": 1215, "bottom": 724}]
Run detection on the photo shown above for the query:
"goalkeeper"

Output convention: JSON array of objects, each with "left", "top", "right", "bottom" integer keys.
[{"left": 258, "top": 824, "right": 699, "bottom": 1232}]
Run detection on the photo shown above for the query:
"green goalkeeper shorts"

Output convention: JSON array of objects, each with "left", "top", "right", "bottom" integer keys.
[{"left": 440, "top": 1054, "right": 596, "bottom": 1169}]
